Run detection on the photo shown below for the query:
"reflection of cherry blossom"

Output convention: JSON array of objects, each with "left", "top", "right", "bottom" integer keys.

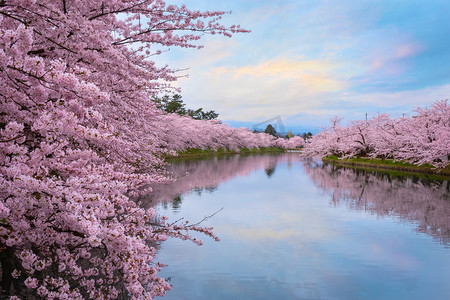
[
  {"left": 140, "top": 154, "right": 303, "bottom": 208},
  {"left": 303, "top": 160, "right": 450, "bottom": 244}
]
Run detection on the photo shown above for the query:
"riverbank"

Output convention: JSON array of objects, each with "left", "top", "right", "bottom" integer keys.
[
  {"left": 164, "top": 147, "right": 286, "bottom": 160},
  {"left": 322, "top": 155, "right": 450, "bottom": 180}
]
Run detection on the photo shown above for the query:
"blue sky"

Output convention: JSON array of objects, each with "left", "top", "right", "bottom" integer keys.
[{"left": 156, "top": 0, "right": 450, "bottom": 133}]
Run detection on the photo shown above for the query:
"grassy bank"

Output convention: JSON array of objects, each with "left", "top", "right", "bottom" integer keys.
[
  {"left": 322, "top": 155, "right": 450, "bottom": 180},
  {"left": 164, "top": 147, "right": 286, "bottom": 160}
]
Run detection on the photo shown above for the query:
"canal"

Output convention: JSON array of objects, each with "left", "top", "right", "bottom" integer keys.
[{"left": 142, "top": 153, "right": 450, "bottom": 300}]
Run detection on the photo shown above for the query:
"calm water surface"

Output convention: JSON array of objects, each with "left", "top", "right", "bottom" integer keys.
[{"left": 143, "top": 153, "right": 450, "bottom": 300}]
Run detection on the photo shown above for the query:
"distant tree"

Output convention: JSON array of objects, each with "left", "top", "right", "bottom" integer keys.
[
  {"left": 300, "top": 132, "right": 313, "bottom": 140},
  {"left": 264, "top": 124, "right": 277, "bottom": 136},
  {"left": 187, "top": 108, "right": 219, "bottom": 120},
  {"left": 153, "top": 94, "right": 186, "bottom": 114},
  {"left": 165, "top": 94, "right": 186, "bottom": 114},
  {"left": 286, "top": 130, "right": 294, "bottom": 138},
  {"left": 203, "top": 110, "right": 220, "bottom": 120},
  {"left": 154, "top": 94, "right": 219, "bottom": 120}
]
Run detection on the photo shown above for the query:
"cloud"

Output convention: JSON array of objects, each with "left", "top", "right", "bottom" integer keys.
[
  {"left": 395, "top": 43, "right": 423, "bottom": 59},
  {"left": 179, "top": 57, "right": 349, "bottom": 121},
  {"left": 222, "top": 62, "right": 344, "bottom": 94},
  {"left": 153, "top": 0, "right": 450, "bottom": 133},
  {"left": 339, "top": 83, "right": 450, "bottom": 111},
  {"left": 178, "top": 50, "right": 449, "bottom": 129},
  {"left": 226, "top": 59, "right": 345, "bottom": 92},
  {"left": 357, "top": 38, "right": 425, "bottom": 82}
]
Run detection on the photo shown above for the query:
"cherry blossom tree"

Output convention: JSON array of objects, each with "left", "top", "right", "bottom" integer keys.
[
  {"left": 302, "top": 116, "right": 345, "bottom": 157},
  {"left": 304, "top": 100, "right": 450, "bottom": 168},
  {"left": 150, "top": 113, "right": 294, "bottom": 152},
  {"left": 0, "top": 0, "right": 250, "bottom": 298},
  {"left": 275, "top": 135, "right": 305, "bottom": 149},
  {"left": 392, "top": 100, "right": 450, "bottom": 167}
]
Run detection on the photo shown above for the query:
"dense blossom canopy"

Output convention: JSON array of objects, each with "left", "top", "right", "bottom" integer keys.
[
  {"left": 151, "top": 113, "right": 305, "bottom": 153},
  {"left": 303, "top": 100, "right": 450, "bottom": 168},
  {"left": 0, "top": 0, "right": 286, "bottom": 299}
]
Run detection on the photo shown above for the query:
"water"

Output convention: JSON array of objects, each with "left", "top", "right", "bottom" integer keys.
[{"left": 142, "top": 153, "right": 450, "bottom": 300}]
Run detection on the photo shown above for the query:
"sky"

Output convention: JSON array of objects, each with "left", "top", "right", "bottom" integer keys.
[{"left": 155, "top": 0, "right": 450, "bottom": 134}]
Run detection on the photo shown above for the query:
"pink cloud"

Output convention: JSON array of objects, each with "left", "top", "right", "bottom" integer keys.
[{"left": 395, "top": 43, "right": 423, "bottom": 59}]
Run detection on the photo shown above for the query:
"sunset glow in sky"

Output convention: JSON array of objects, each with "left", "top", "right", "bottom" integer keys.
[{"left": 157, "top": 0, "right": 450, "bottom": 133}]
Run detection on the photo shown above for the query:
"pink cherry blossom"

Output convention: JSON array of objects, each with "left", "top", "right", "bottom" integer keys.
[
  {"left": 303, "top": 100, "right": 450, "bottom": 168},
  {"left": 0, "top": 0, "right": 304, "bottom": 298}
]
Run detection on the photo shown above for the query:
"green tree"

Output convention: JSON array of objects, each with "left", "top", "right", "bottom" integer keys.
[
  {"left": 264, "top": 124, "right": 277, "bottom": 136},
  {"left": 153, "top": 94, "right": 219, "bottom": 120},
  {"left": 155, "top": 94, "right": 186, "bottom": 114},
  {"left": 300, "top": 132, "right": 313, "bottom": 140},
  {"left": 187, "top": 108, "right": 219, "bottom": 120}
]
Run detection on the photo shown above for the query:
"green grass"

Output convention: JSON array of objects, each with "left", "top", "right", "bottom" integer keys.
[{"left": 322, "top": 155, "right": 450, "bottom": 180}]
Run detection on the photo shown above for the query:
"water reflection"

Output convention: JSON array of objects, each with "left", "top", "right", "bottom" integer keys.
[
  {"left": 145, "top": 154, "right": 450, "bottom": 245},
  {"left": 303, "top": 160, "right": 450, "bottom": 244},
  {"left": 152, "top": 153, "right": 450, "bottom": 300},
  {"left": 140, "top": 153, "right": 300, "bottom": 210},
  {"left": 265, "top": 166, "right": 276, "bottom": 177}
]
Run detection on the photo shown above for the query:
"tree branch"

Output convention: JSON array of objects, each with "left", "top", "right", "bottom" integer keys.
[
  {"left": 0, "top": 134, "right": 25, "bottom": 143},
  {"left": 187, "top": 207, "right": 224, "bottom": 228}
]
